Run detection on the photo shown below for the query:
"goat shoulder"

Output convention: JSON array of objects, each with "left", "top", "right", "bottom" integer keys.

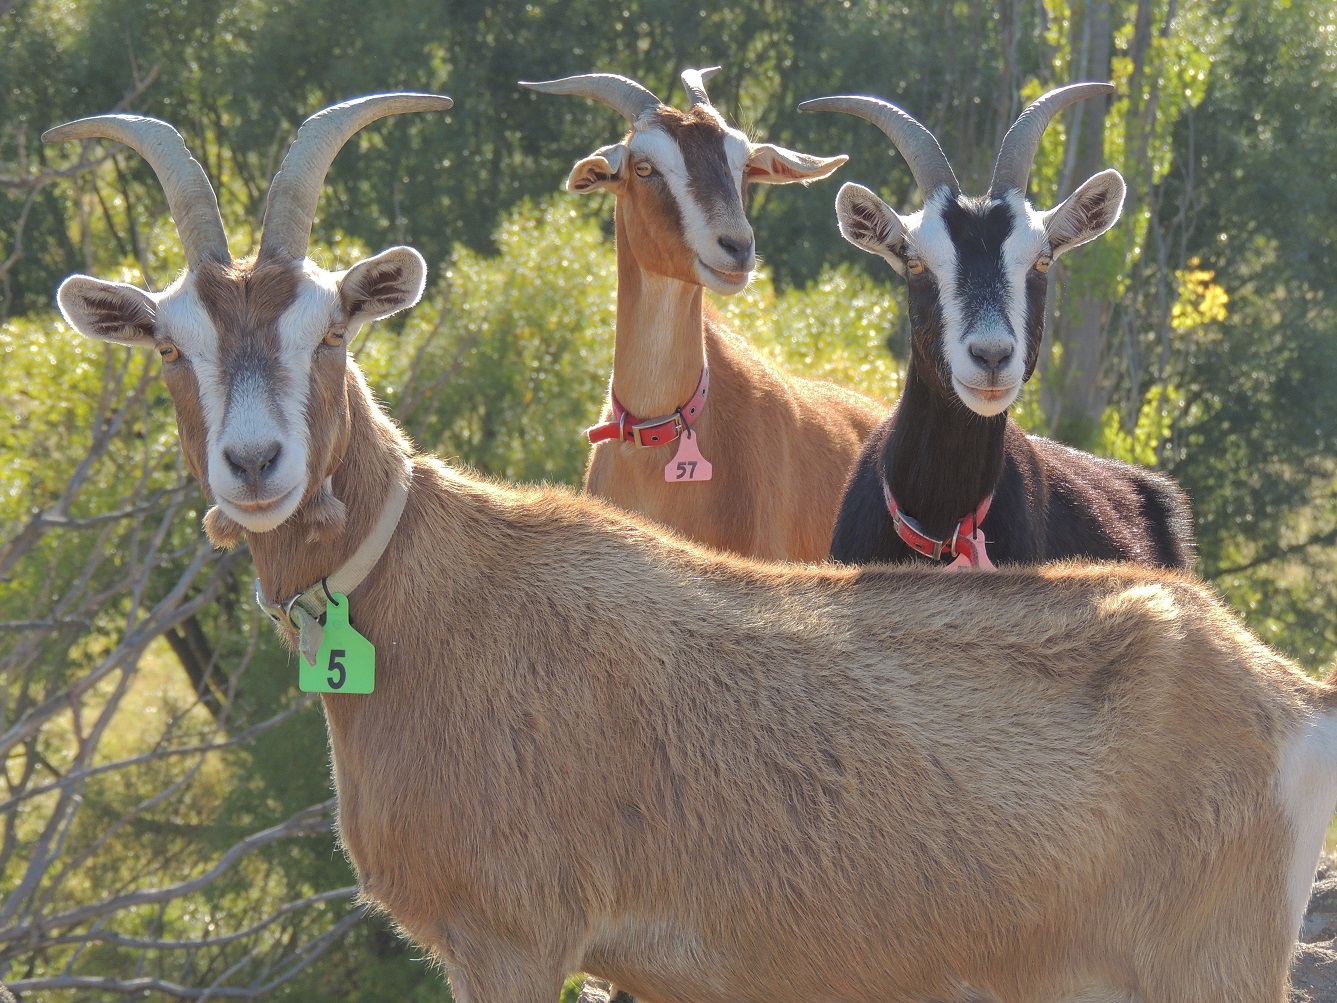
[{"left": 328, "top": 462, "right": 1324, "bottom": 1003}]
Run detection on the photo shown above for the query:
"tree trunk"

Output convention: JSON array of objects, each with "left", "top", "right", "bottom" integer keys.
[
  {"left": 1046, "top": 0, "right": 1115, "bottom": 446},
  {"left": 164, "top": 615, "right": 226, "bottom": 721}
]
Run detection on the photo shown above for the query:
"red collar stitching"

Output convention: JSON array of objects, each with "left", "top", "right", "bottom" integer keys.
[
  {"left": 881, "top": 478, "right": 994, "bottom": 567},
  {"left": 587, "top": 367, "right": 710, "bottom": 447}
]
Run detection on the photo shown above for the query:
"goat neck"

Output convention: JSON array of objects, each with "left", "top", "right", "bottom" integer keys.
[
  {"left": 609, "top": 202, "right": 708, "bottom": 420},
  {"left": 882, "top": 361, "right": 1006, "bottom": 540},
  {"left": 246, "top": 366, "right": 413, "bottom": 607}
]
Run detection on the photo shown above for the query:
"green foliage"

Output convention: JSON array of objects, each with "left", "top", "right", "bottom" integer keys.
[
  {"left": 373, "top": 199, "right": 616, "bottom": 487},
  {"left": 1154, "top": 0, "right": 1337, "bottom": 669},
  {"left": 3, "top": 1, "right": 1337, "bottom": 999},
  {"left": 713, "top": 262, "right": 899, "bottom": 406},
  {"left": 1100, "top": 382, "right": 1184, "bottom": 467}
]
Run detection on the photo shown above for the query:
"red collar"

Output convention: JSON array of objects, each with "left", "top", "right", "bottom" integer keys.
[
  {"left": 881, "top": 478, "right": 993, "bottom": 567},
  {"left": 587, "top": 367, "right": 710, "bottom": 447}
]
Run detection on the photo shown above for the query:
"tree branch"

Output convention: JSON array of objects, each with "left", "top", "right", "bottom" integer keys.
[
  {"left": 1211, "top": 525, "right": 1337, "bottom": 577},
  {"left": 0, "top": 800, "right": 337, "bottom": 944}
]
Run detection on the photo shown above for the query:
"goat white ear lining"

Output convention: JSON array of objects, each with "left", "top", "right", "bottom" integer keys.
[
  {"left": 833, "top": 183, "right": 909, "bottom": 267},
  {"left": 339, "top": 247, "right": 428, "bottom": 322},
  {"left": 56, "top": 275, "right": 159, "bottom": 348},
  {"left": 744, "top": 145, "right": 847, "bottom": 185},
  {"left": 1043, "top": 168, "right": 1127, "bottom": 257},
  {"left": 566, "top": 144, "right": 627, "bottom": 194}
]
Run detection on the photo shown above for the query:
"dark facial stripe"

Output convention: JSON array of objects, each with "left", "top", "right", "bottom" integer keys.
[
  {"left": 941, "top": 196, "right": 1017, "bottom": 337},
  {"left": 1023, "top": 271, "right": 1048, "bottom": 380},
  {"left": 192, "top": 259, "right": 302, "bottom": 428},
  {"left": 657, "top": 107, "right": 745, "bottom": 226}
]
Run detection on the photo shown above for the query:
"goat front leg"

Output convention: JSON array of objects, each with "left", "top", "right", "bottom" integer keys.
[
  {"left": 446, "top": 956, "right": 567, "bottom": 1003},
  {"left": 438, "top": 922, "right": 570, "bottom": 1003}
]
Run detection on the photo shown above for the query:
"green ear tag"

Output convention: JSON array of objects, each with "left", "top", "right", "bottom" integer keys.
[{"left": 299, "top": 593, "right": 375, "bottom": 694}]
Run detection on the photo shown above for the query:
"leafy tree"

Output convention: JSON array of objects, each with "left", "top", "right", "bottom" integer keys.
[{"left": 2, "top": 1, "right": 1335, "bottom": 999}]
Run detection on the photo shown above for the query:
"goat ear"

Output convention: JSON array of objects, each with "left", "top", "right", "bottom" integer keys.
[
  {"left": 833, "top": 183, "right": 911, "bottom": 275},
  {"left": 56, "top": 276, "right": 158, "bottom": 347},
  {"left": 745, "top": 144, "right": 847, "bottom": 186},
  {"left": 338, "top": 247, "right": 428, "bottom": 327},
  {"left": 1043, "top": 169, "right": 1126, "bottom": 259},
  {"left": 567, "top": 143, "right": 627, "bottom": 194}
]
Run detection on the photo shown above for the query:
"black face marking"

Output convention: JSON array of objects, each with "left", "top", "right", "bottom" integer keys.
[
  {"left": 941, "top": 196, "right": 1017, "bottom": 338},
  {"left": 1023, "top": 270, "right": 1048, "bottom": 380},
  {"left": 905, "top": 275, "right": 954, "bottom": 400},
  {"left": 674, "top": 118, "right": 740, "bottom": 219}
]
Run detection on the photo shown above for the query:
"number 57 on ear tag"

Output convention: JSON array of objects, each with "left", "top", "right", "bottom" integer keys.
[{"left": 299, "top": 593, "right": 375, "bottom": 694}]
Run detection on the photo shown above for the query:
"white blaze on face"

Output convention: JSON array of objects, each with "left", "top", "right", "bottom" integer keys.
[
  {"left": 159, "top": 265, "right": 341, "bottom": 533},
  {"left": 626, "top": 119, "right": 755, "bottom": 294},
  {"left": 911, "top": 187, "right": 962, "bottom": 351},
  {"left": 914, "top": 189, "right": 1041, "bottom": 417}
]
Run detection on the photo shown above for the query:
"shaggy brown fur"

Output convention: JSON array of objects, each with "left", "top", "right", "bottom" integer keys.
[
  {"left": 53, "top": 101, "right": 1336, "bottom": 1002},
  {"left": 578, "top": 106, "right": 884, "bottom": 562},
  {"left": 216, "top": 352, "right": 1331, "bottom": 1003}
]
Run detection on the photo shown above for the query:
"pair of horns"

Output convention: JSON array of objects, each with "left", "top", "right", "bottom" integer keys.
[
  {"left": 800, "top": 82, "right": 1113, "bottom": 199},
  {"left": 43, "top": 93, "right": 453, "bottom": 269},
  {"left": 519, "top": 67, "right": 721, "bottom": 121}
]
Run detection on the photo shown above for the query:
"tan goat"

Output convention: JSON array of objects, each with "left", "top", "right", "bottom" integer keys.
[
  {"left": 522, "top": 69, "right": 884, "bottom": 562},
  {"left": 51, "top": 101, "right": 1337, "bottom": 1003}
]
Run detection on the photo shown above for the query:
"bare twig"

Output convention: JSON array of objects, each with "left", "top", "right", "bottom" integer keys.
[{"left": 0, "top": 800, "right": 336, "bottom": 944}]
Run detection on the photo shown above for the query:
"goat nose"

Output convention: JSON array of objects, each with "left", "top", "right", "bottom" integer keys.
[
  {"left": 717, "top": 234, "right": 754, "bottom": 264},
  {"left": 970, "top": 342, "right": 1014, "bottom": 372},
  {"left": 223, "top": 441, "right": 282, "bottom": 482}
]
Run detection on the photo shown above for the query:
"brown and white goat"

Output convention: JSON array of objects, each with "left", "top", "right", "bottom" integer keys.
[
  {"left": 804, "top": 86, "right": 1196, "bottom": 570},
  {"left": 52, "top": 102, "right": 1337, "bottom": 1003},
  {"left": 522, "top": 69, "right": 884, "bottom": 562}
]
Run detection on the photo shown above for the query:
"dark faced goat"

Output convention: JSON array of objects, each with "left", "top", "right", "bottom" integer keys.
[{"left": 805, "top": 85, "right": 1196, "bottom": 570}]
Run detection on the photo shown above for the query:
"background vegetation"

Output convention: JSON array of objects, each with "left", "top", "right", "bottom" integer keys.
[{"left": 1, "top": 0, "right": 1334, "bottom": 998}]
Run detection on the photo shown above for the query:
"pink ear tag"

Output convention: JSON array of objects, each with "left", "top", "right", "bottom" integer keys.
[
  {"left": 944, "top": 529, "right": 995, "bottom": 572},
  {"left": 664, "top": 429, "right": 712, "bottom": 482}
]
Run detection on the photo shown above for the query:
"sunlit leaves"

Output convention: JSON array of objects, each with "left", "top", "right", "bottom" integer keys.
[
  {"left": 1171, "top": 258, "right": 1229, "bottom": 331},
  {"left": 712, "top": 263, "right": 898, "bottom": 405}
]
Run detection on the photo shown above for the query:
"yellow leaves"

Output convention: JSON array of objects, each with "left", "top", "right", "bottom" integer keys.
[
  {"left": 1100, "top": 382, "right": 1185, "bottom": 467},
  {"left": 1172, "top": 257, "right": 1230, "bottom": 330}
]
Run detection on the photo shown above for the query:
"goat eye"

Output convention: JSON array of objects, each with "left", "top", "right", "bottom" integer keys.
[
  {"left": 634, "top": 162, "right": 654, "bottom": 178},
  {"left": 905, "top": 258, "right": 926, "bottom": 276},
  {"left": 322, "top": 328, "right": 345, "bottom": 348},
  {"left": 158, "top": 343, "right": 181, "bottom": 362},
  {"left": 1035, "top": 254, "right": 1053, "bottom": 273}
]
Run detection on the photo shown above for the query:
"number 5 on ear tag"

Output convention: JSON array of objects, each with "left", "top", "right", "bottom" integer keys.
[{"left": 299, "top": 593, "right": 375, "bottom": 694}]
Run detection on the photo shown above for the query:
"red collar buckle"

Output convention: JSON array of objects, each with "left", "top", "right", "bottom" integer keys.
[
  {"left": 882, "top": 478, "right": 994, "bottom": 568},
  {"left": 889, "top": 506, "right": 948, "bottom": 560},
  {"left": 588, "top": 367, "right": 710, "bottom": 447},
  {"left": 628, "top": 411, "right": 684, "bottom": 447}
]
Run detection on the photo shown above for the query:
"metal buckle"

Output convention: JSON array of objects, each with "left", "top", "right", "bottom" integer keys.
[
  {"left": 890, "top": 509, "right": 945, "bottom": 561},
  {"left": 631, "top": 412, "right": 683, "bottom": 448},
  {"left": 254, "top": 577, "right": 303, "bottom": 631}
]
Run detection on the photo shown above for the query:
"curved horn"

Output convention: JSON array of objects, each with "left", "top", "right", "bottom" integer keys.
[
  {"left": 681, "top": 66, "right": 721, "bottom": 108},
  {"left": 519, "top": 72, "right": 662, "bottom": 123},
  {"left": 258, "top": 92, "right": 453, "bottom": 263},
  {"left": 43, "top": 114, "right": 230, "bottom": 268},
  {"left": 799, "top": 95, "right": 959, "bottom": 198},
  {"left": 988, "top": 82, "right": 1114, "bottom": 197}
]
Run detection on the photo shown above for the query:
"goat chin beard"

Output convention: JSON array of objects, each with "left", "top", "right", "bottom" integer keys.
[{"left": 202, "top": 486, "right": 347, "bottom": 549}]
